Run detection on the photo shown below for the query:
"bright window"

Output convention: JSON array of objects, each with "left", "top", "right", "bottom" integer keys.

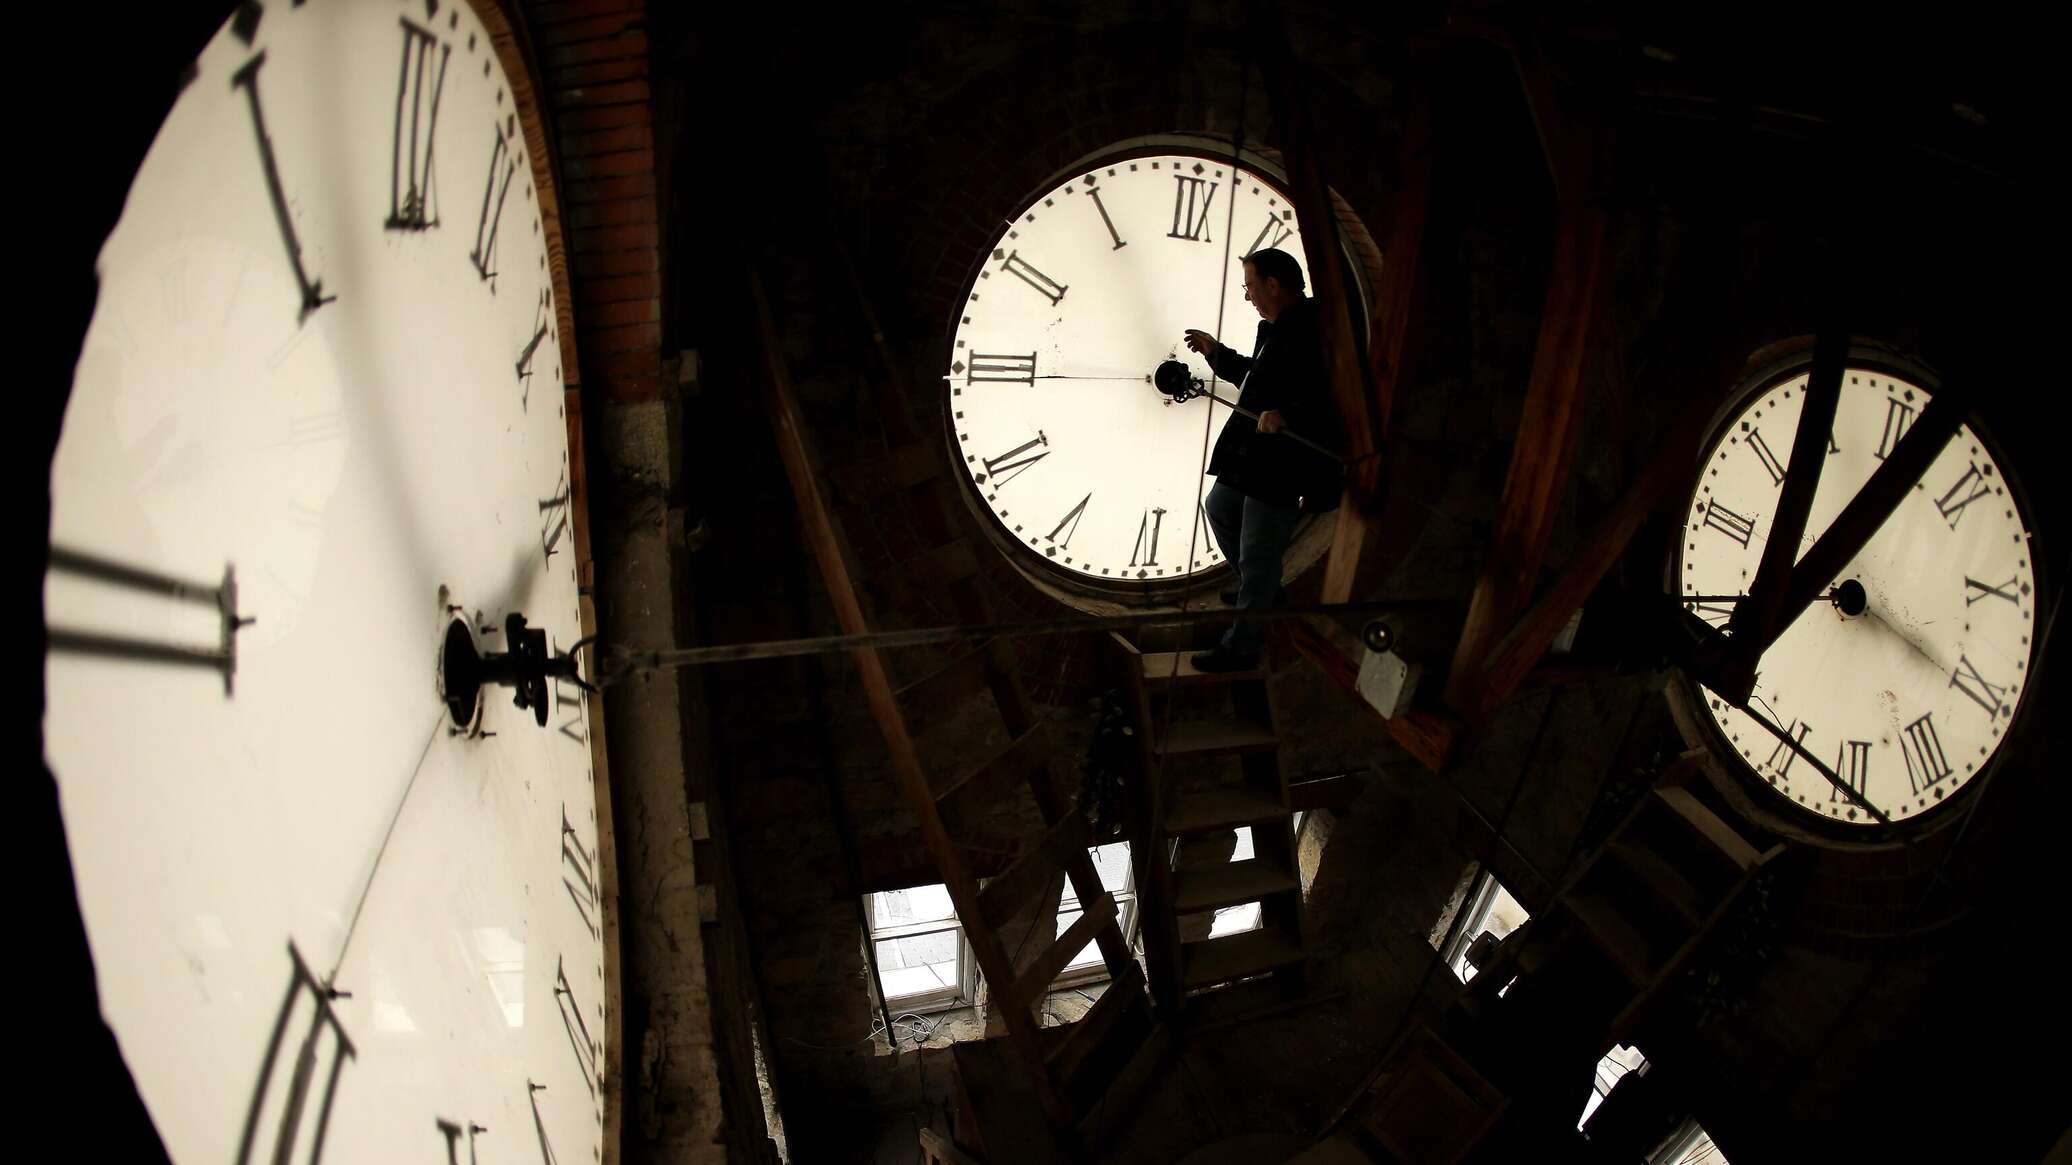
[
  {"left": 1577, "top": 1043, "right": 1648, "bottom": 1129},
  {"left": 865, "top": 882, "right": 972, "bottom": 1012},
  {"left": 866, "top": 842, "right": 1140, "bottom": 1011},
  {"left": 1433, "top": 869, "right": 1531, "bottom": 982}
]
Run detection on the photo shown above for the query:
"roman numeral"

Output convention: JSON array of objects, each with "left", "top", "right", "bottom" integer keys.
[
  {"left": 1746, "top": 428, "right": 1787, "bottom": 486},
  {"left": 279, "top": 410, "right": 347, "bottom": 448},
  {"left": 1965, "top": 575, "right": 2020, "bottom": 606},
  {"left": 554, "top": 676, "right": 586, "bottom": 745},
  {"left": 1899, "top": 713, "right": 1950, "bottom": 794},
  {"left": 236, "top": 944, "right": 355, "bottom": 1165},
  {"left": 1168, "top": 176, "right": 1218, "bottom": 242},
  {"left": 1700, "top": 501, "right": 1756, "bottom": 548},
  {"left": 436, "top": 1118, "right": 487, "bottom": 1165},
  {"left": 997, "top": 249, "right": 1067, "bottom": 305},
  {"left": 1246, "top": 212, "right": 1293, "bottom": 257},
  {"left": 562, "top": 805, "right": 601, "bottom": 939},
  {"left": 1933, "top": 463, "right": 1992, "bottom": 529},
  {"left": 45, "top": 547, "right": 252, "bottom": 695},
  {"left": 1830, "top": 739, "right": 1871, "bottom": 802},
  {"left": 1130, "top": 507, "right": 1167, "bottom": 568},
  {"left": 1949, "top": 653, "right": 2009, "bottom": 718},
  {"left": 540, "top": 472, "right": 571, "bottom": 563},
  {"left": 517, "top": 287, "right": 552, "bottom": 410},
  {"left": 1763, "top": 719, "right": 1812, "bottom": 779},
  {"left": 967, "top": 351, "right": 1036, "bottom": 384},
  {"left": 471, "top": 120, "right": 518, "bottom": 287},
  {"left": 1086, "top": 186, "right": 1126, "bottom": 250},
  {"left": 386, "top": 18, "right": 450, "bottom": 231},
  {"left": 553, "top": 957, "right": 598, "bottom": 1099},
  {"left": 1045, "top": 491, "right": 1091, "bottom": 547},
  {"left": 1877, "top": 396, "right": 1916, "bottom": 460},
  {"left": 979, "top": 434, "right": 1049, "bottom": 488},
  {"left": 232, "top": 53, "right": 335, "bottom": 323}
]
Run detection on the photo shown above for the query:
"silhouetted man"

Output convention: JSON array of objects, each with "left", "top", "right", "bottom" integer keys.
[{"left": 1182, "top": 247, "right": 1341, "bottom": 672}]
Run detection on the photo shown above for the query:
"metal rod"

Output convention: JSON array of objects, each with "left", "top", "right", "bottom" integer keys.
[
  {"left": 608, "top": 597, "right": 1451, "bottom": 675},
  {"left": 1190, "top": 387, "right": 1348, "bottom": 464},
  {"left": 49, "top": 545, "right": 223, "bottom": 605},
  {"left": 47, "top": 629, "right": 232, "bottom": 674}
]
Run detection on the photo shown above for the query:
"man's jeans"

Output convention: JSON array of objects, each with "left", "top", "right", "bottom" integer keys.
[{"left": 1203, "top": 480, "right": 1303, "bottom": 657}]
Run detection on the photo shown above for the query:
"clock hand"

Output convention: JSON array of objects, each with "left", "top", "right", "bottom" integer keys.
[{"left": 325, "top": 710, "right": 448, "bottom": 991}]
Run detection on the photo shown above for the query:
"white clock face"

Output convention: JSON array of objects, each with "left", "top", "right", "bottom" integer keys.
[
  {"left": 947, "top": 152, "right": 1311, "bottom": 583},
  {"left": 44, "top": 2, "right": 606, "bottom": 1162},
  {"left": 1678, "top": 365, "right": 2039, "bottom": 824}
]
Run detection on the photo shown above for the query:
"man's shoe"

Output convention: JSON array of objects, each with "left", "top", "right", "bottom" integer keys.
[{"left": 1189, "top": 647, "right": 1260, "bottom": 674}]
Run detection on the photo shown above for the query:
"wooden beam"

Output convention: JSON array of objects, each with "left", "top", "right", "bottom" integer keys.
[
  {"left": 1445, "top": 199, "right": 1609, "bottom": 710},
  {"left": 1323, "top": 58, "right": 1437, "bottom": 604},
  {"left": 1255, "top": 0, "right": 1385, "bottom": 608},
  {"left": 1286, "top": 618, "right": 1456, "bottom": 771},
  {"left": 1459, "top": 390, "right": 1715, "bottom": 720},
  {"left": 745, "top": 263, "right": 1072, "bottom": 1129},
  {"left": 1715, "top": 326, "right": 1846, "bottom": 697}
]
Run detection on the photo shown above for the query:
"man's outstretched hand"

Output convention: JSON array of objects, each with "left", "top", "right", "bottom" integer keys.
[
  {"left": 1183, "top": 329, "right": 1217, "bottom": 357},
  {"left": 1257, "top": 409, "right": 1286, "bottom": 434}
]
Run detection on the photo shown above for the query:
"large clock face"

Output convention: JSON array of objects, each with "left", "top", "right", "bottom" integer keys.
[
  {"left": 43, "top": 2, "right": 607, "bottom": 1162},
  {"left": 1677, "top": 363, "right": 2039, "bottom": 825},
  {"left": 947, "top": 151, "right": 1312, "bottom": 583}
]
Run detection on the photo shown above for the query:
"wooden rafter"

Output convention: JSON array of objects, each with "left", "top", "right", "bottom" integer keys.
[{"left": 1445, "top": 197, "right": 1609, "bottom": 713}]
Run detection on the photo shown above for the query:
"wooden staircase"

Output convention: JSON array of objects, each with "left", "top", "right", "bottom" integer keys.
[
  {"left": 750, "top": 264, "right": 1154, "bottom": 1157},
  {"left": 1458, "top": 751, "right": 1784, "bottom": 1045},
  {"left": 1111, "top": 631, "right": 1310, "bottom": 1018}
]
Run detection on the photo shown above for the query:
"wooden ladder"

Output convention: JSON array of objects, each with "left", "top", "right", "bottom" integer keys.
[
  {"left": 1459, "top": 750, "right": 1783, "bottom": 1045},
  {"left": 1111, "top": 630, "right": 1310, "bottom": 1019},
  {"left": 750, "top": 265, "right": 1153, "bottom": 1154}
]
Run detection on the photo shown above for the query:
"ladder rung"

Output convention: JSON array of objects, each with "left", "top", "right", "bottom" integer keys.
[
  {"left": 1172, "top": 857, "right": 1299, "bottom": 915},
  {"left": 935, "top": 725, "right": 1049, "bottom": 837},
  {"left": 1566, "top": 892, "right": 1657, "bottom": 986},
  {"left": 977, "top": 814, "right": 1087, "bottom": 932},
  {"left": 1165, "top": 789, "right": 1287, "bottom": 836},
  {"left": 1180, "top": 926, "right": 1304, "bottom": 990},
  {"left": 1605, "top": 840, "right": 1708, "bottom": 928},
  {"left": 1138, "top": 650, "right": 1268, "bottom": 684},
  {"left": 897, "top": 639, "right": 996, "bottom": 738},
  {"left": 1010, "top": 891, "right": 1116, "bottom": 1007},
  {"left": 1652, "top": 787, "right": 1761, "bottom": 871},
  {"left": 1155, "top": 718, "right": 1279, "bottom": 758}
]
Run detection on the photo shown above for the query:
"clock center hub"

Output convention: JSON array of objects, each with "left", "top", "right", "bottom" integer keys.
[{"left": 1833, "top": 578, "right": 1869, "bottom": 618}]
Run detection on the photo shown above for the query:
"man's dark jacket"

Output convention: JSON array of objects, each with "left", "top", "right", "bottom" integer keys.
[{"left": 1204, "top": 295, "right": 1344, "bottom": 512}]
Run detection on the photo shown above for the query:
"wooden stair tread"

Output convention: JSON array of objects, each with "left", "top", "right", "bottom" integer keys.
[
  {"left": 1138, "top": 650, "right": 1268, "bottom": 684},
  {"left": 1011, "top": 891, "right": 1117, "bottom": 1006},
  {"left": 1155, "top": 718, "right": 1280, "bottom": 757},
  {"left": 1165, "top": 789, "right": 1289, "bottom": 836},
  {"left": 1181, "top": 926, "right": 1305, "bottom": 990},
  {"left": 1048, "top": 965, "right": 1152, "bottom": 1113},
  {"left": 1653, "top": 786, "right": 1761, "bottom": 870},
  {"left": 1605, "top": 840, "right": 1708, "bottom": 928},
  {"left": 951, "top": 1035, "right": 1077, "bottom": 1164},
  {"left": 1566, "top": 892, "right": 1658, "bottom": 986},
  {"left": 977, "top": 814, "right": 1086, "bottom": 932},
  {"left": 1172, "top": 858, "right": 1299, "bottom": 914}
]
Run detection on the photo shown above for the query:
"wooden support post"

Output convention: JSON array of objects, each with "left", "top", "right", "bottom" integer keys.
[
  {"left": 1286, "top": 618, "right": 1456, "bottom": 771},
  {"left": 1254, "top": 0, "right": 1384, "bottom": 599},
  {"left": 744, "top": 262, "right": 1073, "bottom": 1130},
  {"left": 1445, "top": 197, "right": 1608, "bottom": 711}
]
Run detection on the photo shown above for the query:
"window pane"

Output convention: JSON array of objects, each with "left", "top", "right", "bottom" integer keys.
[
  {"left": 1578, "top": 1044, "right": 1648, "bottom": 1129},
  {"left": 871, "top": 883, "right": 957, "bottom": 929},
  {"left": 1209, "top": 901, "right": 1260, "bottom": 937},
  {"left": 875, "top": 930, "right": 960, "bottom": 1001},
  {"left": 1449, "top": 877, "right": 1531, "bottom": 981},
  {"left": 1660, "top": 1128, "right": 1729, "bottom": 1165},
  {"left": 1232, "top": 826, "right": 1255, "bottom": 861},
  {"left": 1056, "top": 909, "right": 1102, "bottom": 969},
  {"left": 1088, "top": 842, "right": 1132, "bottom": 893}
]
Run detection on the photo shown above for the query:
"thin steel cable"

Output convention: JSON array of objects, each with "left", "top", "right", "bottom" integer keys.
[{"left": 327, "top": 712, "right": 447, "bottom": 988}]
